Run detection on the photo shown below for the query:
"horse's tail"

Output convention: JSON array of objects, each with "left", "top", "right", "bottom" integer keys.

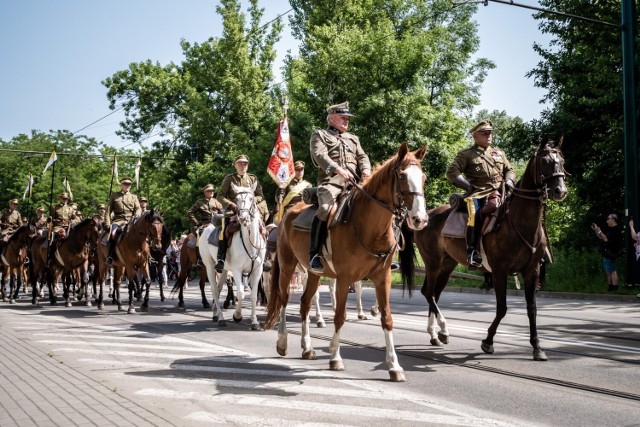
[
  {"left": 263, "top": 251, "right": 281, "bottom": 330},
  {"left": 170, "top": 273, "right": 185, "bottom": 296},
  {"left": 399, "top": 222, "right": 416, "bottom": 297}
]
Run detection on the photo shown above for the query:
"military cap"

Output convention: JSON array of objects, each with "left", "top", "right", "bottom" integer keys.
[
  {"left": 326, "top": 101, "right": 354, "bottom": 117},
  {"left": 234, "top": 154, "right": 250, "bottom": 164},
  {"left": 36, "top": 207, "right": 45, "bottom": 213},
  {"left": 120, "top": 177, "right": 132, "bottom": 184},
  {"left": 59, "top": 192, "right": 69, "bottom": 199},
  {"left": 470, "top": 119, "right": 493, "bottom": 134},
  {"left": 139, "top": 196, "right": 148, "bottom": 202},
  {"left": 8, "top": 199, "right": 18, "bottom": 204},
  {"left": 294, "top": 160, "right": 305, "bottom": 170},
  {"left": 97, "top": 204, "right": 106, "bottom": 210},
  {"left": 202, "top": 184, "right": 215, "bottom": 192},
  {"left": 76, "top": 210, "right": 83, "bottom": 216}
]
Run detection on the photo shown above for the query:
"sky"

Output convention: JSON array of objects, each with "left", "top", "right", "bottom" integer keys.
[{"left": 0, "top": 0, "right": 552, "bottom": 150}]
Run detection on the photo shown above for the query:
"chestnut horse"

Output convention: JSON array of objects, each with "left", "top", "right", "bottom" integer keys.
[
  {"left": 96, "top": 210, "right": 164, "bottom": 313},
  {"left": 0, "top": 225, "right": 36, "bottom": 303},
  {"left": 411, "top": 136, "right": 567, "bottom": 361},
  {"left": 264, "top": 143, "right": 428, "bottom": 382}
]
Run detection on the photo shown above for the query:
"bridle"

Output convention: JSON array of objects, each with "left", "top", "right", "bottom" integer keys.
[
  {"left": 234, "top": 191, "right": 265, "bottom": 272},
  {"left": 512, "top": 145, "right": 567, "bottom": 202}
]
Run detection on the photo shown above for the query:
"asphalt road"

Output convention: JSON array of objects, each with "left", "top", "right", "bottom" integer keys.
[{"left": 0, "top": 281, "right": 638, "bottom": 426}]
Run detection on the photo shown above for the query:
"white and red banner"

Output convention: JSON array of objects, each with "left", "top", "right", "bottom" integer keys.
[{"left": 267, "top": 118, "right": 295, "bottom": 189}]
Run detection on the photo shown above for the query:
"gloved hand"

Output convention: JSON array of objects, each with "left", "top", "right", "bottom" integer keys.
[{"left": 228, "top": 203, "right": 237, "bottom": 213}]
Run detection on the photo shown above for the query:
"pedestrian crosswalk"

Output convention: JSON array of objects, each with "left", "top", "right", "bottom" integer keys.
[{"left": 3, "top": 308, "right": 519, "bottom": 427}]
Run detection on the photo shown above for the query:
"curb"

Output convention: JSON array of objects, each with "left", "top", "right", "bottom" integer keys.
[{"left": 443, "top": 286, "right": 640, "bottom": 303}]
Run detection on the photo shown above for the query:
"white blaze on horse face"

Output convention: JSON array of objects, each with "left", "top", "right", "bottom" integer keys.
[{"left": 405, "top": 165, "right": 428, "bottom": 230}]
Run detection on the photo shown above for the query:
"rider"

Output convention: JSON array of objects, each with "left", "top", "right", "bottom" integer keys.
[
  {"left": 214, "top": 154, "right": 269, "bottom": 273},
  {"left": 446, "top": 119, "right": 516, "bottom": 267},
  {"left": 34, "top": 207, "right": 48, "bottom": 234},
  {"left": 309, "top": 101, "right": 371, "bottom": 273},
  {"left": 47, "top": 192, "right": 76, "bottom": 265},
  {"left": 0, "top": 199, "right": 23, "bottom": 242},
  {"left": 96, "top": 204, "right": 107, "bottom": 222},
  {"left": 105, "top": 177, "right": 142, "bottom": 265},
  {"left": 276, "top": 160, "right": 312, "bottom": 216},
  {"left": 139, "top": 196, "right": 149, "bottom": 214},
  {"left": 187, "top": 184, "right": 223, "bottom": 266}
]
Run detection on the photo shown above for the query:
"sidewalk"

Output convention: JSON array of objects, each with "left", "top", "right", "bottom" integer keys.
[
  {"left": 0, "top": 311, "right": 176, "bottom": 427},
  {"left": 443, "top": 285, "right": 640, "bottom": 303}
]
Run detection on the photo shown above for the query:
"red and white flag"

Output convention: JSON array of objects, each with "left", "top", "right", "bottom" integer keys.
[{"left": 267, "top": 118, "right": 295, "bottom": 189}]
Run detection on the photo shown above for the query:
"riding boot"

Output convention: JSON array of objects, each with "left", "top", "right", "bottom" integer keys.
[
  {"left": 309, "top": 217, "right": 327, "bottom": 274},
  {"left": 47, "top": 236, "right": 56, "bottom": 267},
  {"left": 465, "top": 225, "right": 482, "bottom": 268},
  {"left": 105, "top": 240, "right": 114, "bottom": 265},
  {"left": 215, "top": 238, "right": 228, "bottom": 273},
  {"left": 196, "top": 252, "right": 203, "bottom": 267}
]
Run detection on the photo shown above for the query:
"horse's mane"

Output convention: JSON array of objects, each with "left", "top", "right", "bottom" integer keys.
[
  {"left": 362, "top": 150, "right": 419, "bottom": 194},
  {"left": 8, "top": 225, "right": 31, "bottom": 241},
  {"left": 139, "top": 209, "right": 164, "bottom": 223}
]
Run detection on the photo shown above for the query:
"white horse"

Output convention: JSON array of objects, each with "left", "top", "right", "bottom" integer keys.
[{"left": 200, "top": 183, "right": 266, "bottom": 330}]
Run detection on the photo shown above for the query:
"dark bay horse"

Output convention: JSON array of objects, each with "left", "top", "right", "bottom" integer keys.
[
  {"left": 96, "top": 210, "right": 164, "bottom": 313},
  {"left": 411, "top": 136, "right": 567, "bottom": 361},
  {"left": 0, "top": 225, "right": 37, "bottom": 303},
  {"left": 30, "top": 218, "right": 101, "bottom": 306},
  {"left": 264, "top": 143, "right": 428, "bottom": 381},
  {"left": 142, "top": 223, "right": 171, "bottom": 309},
  {"left": 170, "top": 236, "right": 213, "bottom": 309}
]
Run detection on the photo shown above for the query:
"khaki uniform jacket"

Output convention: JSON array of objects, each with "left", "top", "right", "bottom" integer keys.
[
  {"left": 96, "top": 210, "right": 106, "bottom": 223},
  {"left": 188, "top": 197, "right": 223, "bottom": 226},
  {"left": 277, "top": 178, "right": 312, "bottom": 212},
  {"left": 0, "top": 209, "right": 22, "bottom": 235},
  {"left": 105, "top": 191, "right": 141, "bottom": 228},
  {"left": 50, "top": 203, "right": 76, "bottom": 233},
  {"left": 310, "top": 128, "right": 371, "bottom": 183},
  {"left": 446, "top": 144, "right": 514, "bottom": 199},
  {"left": 34, "top": 215, "right": 48, "bottom": 231},
  {"left": 217, "top": 173, "right": 268, "bottom": 218}
]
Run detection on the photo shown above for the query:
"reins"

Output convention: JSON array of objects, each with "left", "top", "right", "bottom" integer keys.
[{"left": 235, "top": 191, "right": 266, "bottom": 276}]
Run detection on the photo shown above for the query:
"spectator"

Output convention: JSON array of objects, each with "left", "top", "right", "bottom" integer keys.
[{"left": 593, "top": 214, "right": 622, "bottom": 292}]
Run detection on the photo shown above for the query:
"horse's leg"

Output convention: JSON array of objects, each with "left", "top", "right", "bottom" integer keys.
[
  {"left": 312, "top": 287, "right": 325, "bottom": 328},
  {"left": 354, "top": 281, "right": 367, "bottom": 320},
  {"left": 127, "top": 272, "right": 137, "bottom": 314},
  {"left": 114, "top": 269, "right": 124, "bottom": 311},
  {"left": 232, "top": 269, "right": 245, "bottom": 323},
  {"left": 141, "top": 276, "right": 151, "bottom": 312},
  {"left": 224, "top": 276, "right": 234, "bottom": 309},
  {"left": 248, "top": 270, "right": 262, "bottom": 331},
  {"left": 329, "top": 278, "right": 337, "bottom": 311},
  {"left": 481, "top": 272, "right": 509, "bottom": 355},
  {"left": 423, "top": 261, "right": 456, "bottom": 346},
  {"left": 63, "top": 271, "right": 73, "bottom": 307},
  {"left": 48, "top": 271, "right": 57, "bottom": 306},
  {"left": 30, "top": 266, "right": 39, "bottom": 305},
  {"left": 210, "top": 270, "right": 226, "bottom": 326},
  {"left": 200, "top": 271, "right": 210, "bottom": 309},
  {"left": 300, "top": 274, "right": 321, "bottom": 359},
  {"left": 83, "top": 268, "right": 92, "bottom": 307},
  {"left": 329, "top": 277, "right": 351, "bottom": 371},
  {"left": 371, "top": 270, "right": 405, "bottom": 382},
  {"left": 523, "top": 270, "right": 547, "bottom": 361},
  {"left": 9, "top": 268, "right": 17, "bottom": 304}
]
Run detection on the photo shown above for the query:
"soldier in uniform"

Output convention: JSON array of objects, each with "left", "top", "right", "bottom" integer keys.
[
  {"left": 48, "top": 192, "right": 76, "bottom": 264},
  {"left": 188, "top": 184, "right": 223, "bottom": 266},
  {"left": 214, "top": 154, "right": 269, "bottom": 272},
  {"left": 308, "top": 101, "right": 371, "bottom": 273},
  {"left": 0, "top": 199, "right": 23, "bottom": 241},
  {"left": 276, "top": 160, "right": 312, "bottom": 215},
  {"left": 139, "top": 196, "right": 149, "bottom": 214},
  {"left": 96, "top": 204, "right": 107, "bottom": 222},
  {"left": 105, "top": 177, "right": 142, "bottom": 265},
  {"left": 34, "top": 207, "right": 48, "bottom": 234},
  {"left": 446, "top": 119, "right": 515, "bottom": 267}
]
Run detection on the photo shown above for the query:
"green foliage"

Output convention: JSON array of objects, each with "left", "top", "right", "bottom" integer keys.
[{"left": 544, "top": 247, "right": 612, "bottom": 293}]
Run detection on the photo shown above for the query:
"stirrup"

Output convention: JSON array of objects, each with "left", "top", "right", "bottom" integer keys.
[
  {"left": 214, "top": 260, "right": 225, "bottom": 273},
  {"left": 196, "top": 259, "right": 203, "bottom": 267},
  {"left": 309, "top": 255, "right": 324, "bottom": 274},
  {"left": 467, "top": 250, "right": 482, "bottom": 268},
  {"left": 390, "top": 262, "right": 400, "bottom": 271},
  {"left": 105, "top": 257, "right": 113, "bottom": 265},
  {"left": 262, "top": 259, "right": 272, "bottom": 272}
]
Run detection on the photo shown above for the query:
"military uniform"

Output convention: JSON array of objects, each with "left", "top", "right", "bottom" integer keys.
[
  {"left": 96, "top": 204, "right": 107, "bottom": 223},
  {"left": 217, "top": 173, "right": 268, "bottom": 219},
  {"left": 277, "top": 177, "right": 312, "bottom": 213},
  {"left": 0, "top": 201, "right": 22, "bottom": 236},
  {"left": 50, "top": 202, "right": 76, "bottom": 233},
  {"left": 188, "top": 197, "right": 223, "bottom": 227},
  {"left": 310, "top": 127, "right": 371, "bottom": 221},
  {"left": 105, "top": 190, "right": 141, "bottom": 228},
  {"left": 34, "top": 208, "right": 48, "bottom": 232}
]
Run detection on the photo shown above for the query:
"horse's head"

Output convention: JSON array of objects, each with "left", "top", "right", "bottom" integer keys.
[
  {"left": 392, "top": 142, "right": 429, "bottom": 230},
  {"left": 231, "top": 183, "right": 259, "bottom": 227},
  {"left": 531, "top": 135, "right": 568, "bottom": 202},
  {"left": 144, "top": 209, "right": 164, "bottom": 252}
]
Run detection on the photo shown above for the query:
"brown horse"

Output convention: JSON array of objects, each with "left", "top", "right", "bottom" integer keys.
[
  {"left": 30, "top": 218, "right": 101, "bottom": 306},
  {"left": 411, "top": 136, "right": 567, "bottom": 361},
  {"left": 264, "top": 142, "right": 428, "bottom": 382},
  {"left": 170, "top": 235, "right": 218, "bottom": 309},
  {"left": 96, "top": 210, "right": 164, "bottom": 313},
  {"left": 0, "top": 225, "right": 37, "bottom": 303}
]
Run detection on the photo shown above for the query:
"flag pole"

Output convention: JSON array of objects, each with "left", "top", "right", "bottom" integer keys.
[
  {"left": 274, "top": 97, "right": 289, "bottom": 223},
  {"left": 107, "top": 154, "right": 117, "bottom": 202},
  {"left": 46, "top": 148, "right": 58, "bottom": 266}
]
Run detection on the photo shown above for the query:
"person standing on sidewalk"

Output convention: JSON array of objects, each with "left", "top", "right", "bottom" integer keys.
[{"left": 592, "top": 213, "right": 622, "bottom": 292}]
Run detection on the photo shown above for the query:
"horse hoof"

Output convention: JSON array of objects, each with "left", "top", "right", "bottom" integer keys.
[
  {"left": 438, "top": 332, "right": 450, "bottom": 345},
  {"left": 223, "top": 300, "right": 230, "bottom": 309},
  {"left": 430, "top": 338, "right": 443, "bottom": 347},
  {"left": 277, "top": 345, "right": 288, "bottom": 357},
  {"left": 85, "top": 301, "right": 92, "bottom": 307},
  {"left": 358, "top": 314, "right": 369, "bottom": 320},
  {"left": 533, "top": 349, "right": 548, "bottom": 361},
  {"left": 317, "top": 321, "right": 326, "bottom": 328},
  {"left": 203, "top": 302, "right": 211, "bottom": 309},
  {"left": 160, "top": 297, "right": 166, "bottom": 302},
  {"left": 140, "top": 306, "right": 148, "bottom": 312},
  {"left": 118, "top": 305, "right": 125, "bottom": 311},
  {"left": 212, "top": 316, "right": 219, "bottom": 322},
  {"left": 329, "top": 360, "right": 345, "bottom": 371},
  {"left": 481, "top": 340, "right": 494, "bottom": 354},
  {"left": 219, "top": 320, "right": 227, "bottom": 327},
  {"left": 65, "top": 301, "right": 72, "bottom": 308},
  {"left": 389, "top": 369, "right": 406, "bottom": 382},
  {"left": 98, "top": 303, "right": 105, "bottom": 310},
  {"left": 370, "top": 307, "right": 379, "bottom": 317},
  {"left": 31, "top": 299, "right": 37, "bottom": 305},
  {"left": 127, "top": 307, "right": 136, "bottom": 314},
  {"left": 9, "top": 299, "right": 15, "bottom": 304},
  {"left": 233, "top": 315, "right": 242, "bottom": 323},
  {"left": 251, "top": 323, "right": 261, "bottom": 331},
  {"left": 178, "top": 301, "right": 185, "bottom": 308},
  {"left": 302, "top": 350, "right": 317, "bottom": 360}
]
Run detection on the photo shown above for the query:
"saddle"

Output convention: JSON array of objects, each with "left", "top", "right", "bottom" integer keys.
[
  {"left": 441, "top": 192, "right": 503, "bottom": 239},
  {"left": 293, "top": 186, "right": 355, "bottom": 231}
]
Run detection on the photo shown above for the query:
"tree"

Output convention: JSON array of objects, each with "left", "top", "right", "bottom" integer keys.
[{"left": 284, "top": 0, "right": 495, "bottom": 206}]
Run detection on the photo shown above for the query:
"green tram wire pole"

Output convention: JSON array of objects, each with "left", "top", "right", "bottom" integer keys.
[{"left": 464, "top": 0, "right": 638, "bottom": 284}]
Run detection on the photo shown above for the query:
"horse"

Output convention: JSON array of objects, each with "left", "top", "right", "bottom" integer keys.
[
  {"left": 200, "top": 183, "right": 266, "bottom": 330},
  {"left": 96, "top": 210, "right": 164, "bottom": 313},
  {"left": 264, "top": 142, "right": 428, "bottom": 382},
  {"left": 411, "top": 136, "right": 567, "bottom": 361},
  {"left": 140, "top": 222, "right": 171, "bottom": 310},
  {"left": 29, "top": 219, "right": 100, "bottom": 306},
  {"left": 170, "top": 237, "right": 214, "bottom": 309},
  {"left": 0, "top": 225, "right": 37, "bottom": 303}
]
